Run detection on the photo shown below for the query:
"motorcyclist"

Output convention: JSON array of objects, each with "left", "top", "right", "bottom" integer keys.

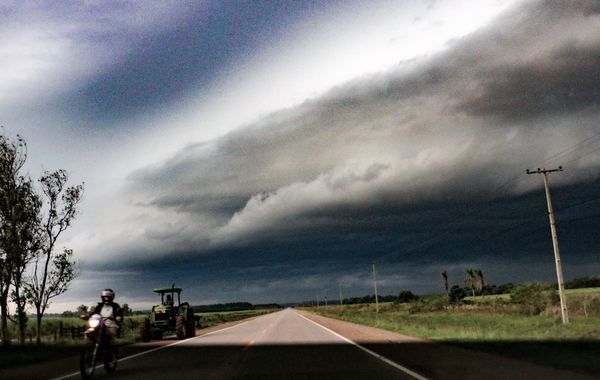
[{"left": 92, "top": 289, "right": 123, "bottom": 350}]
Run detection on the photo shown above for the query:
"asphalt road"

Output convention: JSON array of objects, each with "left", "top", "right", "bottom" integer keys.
[{"left": 55, "top": 308, "right": 422, "bottom": 380}]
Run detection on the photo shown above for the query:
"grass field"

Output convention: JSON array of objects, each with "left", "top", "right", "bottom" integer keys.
[
  {"left": 464, "top": 287, "right": 600, "bottom": 303},
  {"left": 565, "top": 287, "right": 600, "bottom": 296},
  {"left": 305, "top": 298, "right": 600, "bottom": 376}
]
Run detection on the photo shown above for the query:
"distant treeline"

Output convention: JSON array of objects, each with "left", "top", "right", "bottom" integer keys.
[
  {"left": 343, "top": 295, "right": 400, "bottom": 305},
  {"left": 298, "top": 294, "right": 409, "bottom": 307},
  {"left": 563, "top": 276, "right": 600, "bottom": 289},
  {"left": 299, "top": 276, "right": 600, "bottom": 307},
  {"left": 192, "top": 302, "right": 282, "bottom": 312}
]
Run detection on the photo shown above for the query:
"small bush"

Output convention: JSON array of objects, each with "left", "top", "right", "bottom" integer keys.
[
  {"left": 448, "top": 285, "right": 469, "bottom": 304},
  {"left": 566, "top": 295, "right": 600, "bottom": 317},
  {"left": 409, "top": 295, "right": 449, "bottom": 313},
  {"left": 510, "top": 283, "right": 559, "bottom": 315}
]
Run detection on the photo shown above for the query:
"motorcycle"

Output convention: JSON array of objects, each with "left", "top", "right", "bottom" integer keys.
[{"left": 79, "top": 314, "right": 118, "bottom": 379}]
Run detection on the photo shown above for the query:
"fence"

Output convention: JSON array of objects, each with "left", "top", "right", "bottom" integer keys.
[{"left": 56, "top": 321, "right": 85, "bottom": 340}]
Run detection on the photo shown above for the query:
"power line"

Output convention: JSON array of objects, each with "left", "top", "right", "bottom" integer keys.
[
  {"left": 537, "top": 131, "right": 600, "bottom": 167},
  {"left": 379, "top": 128, "right": 600, "bottom": 263}
]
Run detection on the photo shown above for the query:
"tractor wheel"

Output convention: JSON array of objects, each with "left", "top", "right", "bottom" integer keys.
[
  {"left": 176, "top": 316, "right": 185, "bottom": 339},
  {"left": 139, "top": 318, "right": 151, "bottom": 342},
  {"left": 185, "top": 309, "right": 196, "bottom": 338}
]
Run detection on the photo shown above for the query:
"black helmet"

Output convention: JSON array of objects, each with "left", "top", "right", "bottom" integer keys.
[{"left": 101, "top": 289, "right": 115, "bottom": 304}]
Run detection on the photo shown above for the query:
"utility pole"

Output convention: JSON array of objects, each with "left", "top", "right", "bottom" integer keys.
[
  {"left": 316, "top": 295, "right": 319, "bottom": 308},
  {"left": 526, "top": 166, "right": 569, "bottom": 324},
  {"left": 325, "top": 294, "right": 328, "bottom": 308},
  {"left": 338, "top": 282, "right": 343, "bottom": 307},
  {"left": 372, "top": 262, "right": 379, "bottom": 313}
]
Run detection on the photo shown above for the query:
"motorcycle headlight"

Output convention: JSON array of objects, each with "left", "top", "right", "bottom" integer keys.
[{"left": 89, "top": 314, "right": 102, "bottom": 328}]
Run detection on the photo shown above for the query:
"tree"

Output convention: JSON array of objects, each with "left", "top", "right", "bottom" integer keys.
[
  {"left": 24, "top": 170, "right": 83, "bottom": 345},
  {"left": 0, "top": 238, "right": 9, "bottom": 346},
  {"left": 76, "top": 304, "right": 88, "bottom": 316},
  {"left": 121, "top": 303, "right": 132, "bottom": 316},
  {"left": 464, "top": 268, "right": 477, "bottom": 297},
  {"left": 397, "top": 290, "right": 418, "bottom": 303},
  {"left": 441, "top": 270, "right": 449, "bottom": 295},
  {"left": 474, "top": 269, "right": 485, "bottom": 298},
  {"left": 0, "top": 134, "right": 41, "bottom": 346},
  {"left": 448, "top": 285, "right": 469, "bottom": 304},
  {"left": 7, "top": 180, "right": 40, "bottom": 346}
]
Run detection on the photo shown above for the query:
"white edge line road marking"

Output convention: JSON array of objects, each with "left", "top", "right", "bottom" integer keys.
[
  {"left": 294, "top": 311, "right": 429, "bottom": 380},
  {"left": 51, "top": 320, "right": 251, "bottom": 380}
]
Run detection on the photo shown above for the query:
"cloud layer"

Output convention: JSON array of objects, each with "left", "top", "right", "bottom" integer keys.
[{"left": 124, "top": 0, "right": 600, "bottom": 259}]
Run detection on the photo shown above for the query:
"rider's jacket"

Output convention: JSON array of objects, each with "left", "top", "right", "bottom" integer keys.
[{"left": 93, "top": 302, "right": 123, "bottom": 328}]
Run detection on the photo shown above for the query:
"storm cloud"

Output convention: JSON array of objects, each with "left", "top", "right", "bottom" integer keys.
[{"left": 125, "top": 0, "right": 600, "bottom": 259}]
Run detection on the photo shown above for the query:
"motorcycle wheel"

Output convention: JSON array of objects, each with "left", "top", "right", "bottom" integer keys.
[
  {"left": 104, "top": 350, "right": 118, "bottom": 373},
  {"left": 80, "top": 344, "right": 98, "bottom": 379}
]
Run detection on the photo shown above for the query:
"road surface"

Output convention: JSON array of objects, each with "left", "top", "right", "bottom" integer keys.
[{"left": 55, "top": 308, "right": 422, "bottom": 379}]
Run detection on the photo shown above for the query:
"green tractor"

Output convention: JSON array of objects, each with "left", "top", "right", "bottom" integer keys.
[{"left": 139, "top": 286, "right": 198, "bottom": 342}]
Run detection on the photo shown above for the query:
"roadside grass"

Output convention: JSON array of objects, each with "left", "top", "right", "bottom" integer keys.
[
  {"left": 197, "top": 308, "right": 279, "bottom": 329},
  {"left": 305, "top": 303, "right": 600, "bottom": 376}
]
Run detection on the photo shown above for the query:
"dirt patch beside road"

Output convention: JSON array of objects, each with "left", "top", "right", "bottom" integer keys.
[{"left": 297, "top": 309, "right": 597, "bottom": 380}]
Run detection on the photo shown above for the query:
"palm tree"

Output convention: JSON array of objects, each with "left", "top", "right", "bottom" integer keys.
[
  {"left": 465, "top": 268, "right": 476, "bottom": 297},
  {"left": 441, "top": 271, "right": 449, "bottom": 295},
  {"left": 474, "top": 269, "right": 486, "bottom": 298}
]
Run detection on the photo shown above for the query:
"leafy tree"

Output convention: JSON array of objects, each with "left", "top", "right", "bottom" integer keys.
[
  {"left": 0, "top": 134, "right": 41, "bottom": 346},
  {"left": 24, "top": 170, "right": 83, "bottom": 345},
  {"left": 76, "top": 304, "right": 88, "bottom": 315},
  {"left": 448, "top": 285, "right": 469, "bottom": 304},
  {"left": 397, "top": 290, "right": 418, "bottom": 303}
]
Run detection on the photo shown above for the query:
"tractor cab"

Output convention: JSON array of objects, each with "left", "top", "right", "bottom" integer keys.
[{"left": 155, "top": 286, "right": 182, "bottom": 307}]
